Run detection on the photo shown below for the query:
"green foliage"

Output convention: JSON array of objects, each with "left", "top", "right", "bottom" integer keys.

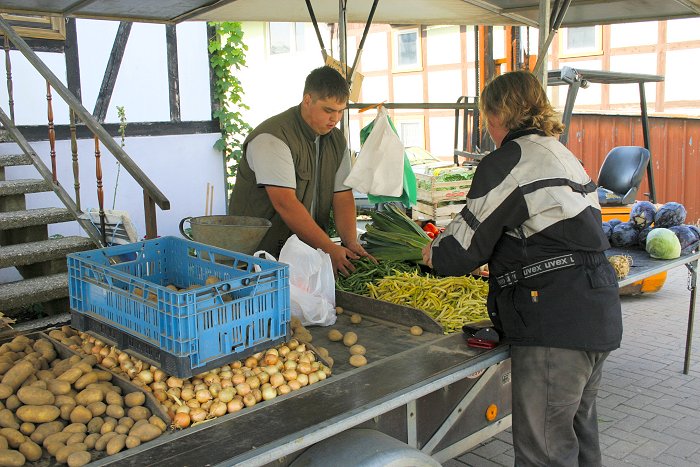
[
  {"left": 208, "top": 22, "right": 251, "bottom": 193},
  {"left": 113, "top": 105, "right": 127, "bottom": 209},
  {"left": 117, "top": 105, "right": 127, "bottom": 147}
]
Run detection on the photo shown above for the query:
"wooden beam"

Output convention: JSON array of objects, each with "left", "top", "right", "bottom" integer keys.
[
  {"left": 166, "top": 24, "right": 181, "bottom": 122},
  {"left": 11, "top": 120, "right": 220, "bottom": 142},
  {"left": 64, "top": 18, "right": 82, "bottom": 104},
  {"left": 93, "top": 21, "right": 132, "bottom": 123}
]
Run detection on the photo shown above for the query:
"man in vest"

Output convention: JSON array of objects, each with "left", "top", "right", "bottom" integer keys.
[{"left": 228, "top": 66, "right": 372, "bottom": 276}]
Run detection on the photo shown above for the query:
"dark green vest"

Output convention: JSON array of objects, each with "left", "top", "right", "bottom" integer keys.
[{"left": 228, "top": 105, "right": 346, "bottom": 257}]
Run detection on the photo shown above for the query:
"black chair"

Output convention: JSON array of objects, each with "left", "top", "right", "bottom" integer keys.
[{"left": 597, "top": 146, "right": 650, "bottom": 206}]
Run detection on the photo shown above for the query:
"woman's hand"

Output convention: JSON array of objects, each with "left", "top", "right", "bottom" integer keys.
[{"left": 421, "top": 242, "right": 433, "bottom": 268}]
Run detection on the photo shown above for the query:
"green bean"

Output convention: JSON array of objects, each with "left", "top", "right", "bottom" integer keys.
[
  {"left": 367, "top": 271, "right": 489, "bottom": 334},
  {"left": 336, "top": 258, "right": 420, "bottom": 295}
]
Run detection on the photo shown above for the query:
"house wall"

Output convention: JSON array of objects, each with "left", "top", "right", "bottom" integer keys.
[
  {"left": 0, "top": 19, "right": 225, "bottom": 239},
  {"left": 547, "top": 19, "right": 700, "bottom": 116}
]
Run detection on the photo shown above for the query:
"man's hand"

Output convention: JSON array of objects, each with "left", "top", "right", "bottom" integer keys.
[
  {"left": 421, "top": 242, "right": 433, "bottom": 268},
  {"left": 344, "top": 240, "right": 377, "bottom": 264},
  {"left": 325, "top": 243, "right": 359, "bottom": 277}
]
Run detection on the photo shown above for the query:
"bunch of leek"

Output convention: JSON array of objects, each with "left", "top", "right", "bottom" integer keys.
[{"left": 361, "top": 204, "right": 431, "bottom": 261}]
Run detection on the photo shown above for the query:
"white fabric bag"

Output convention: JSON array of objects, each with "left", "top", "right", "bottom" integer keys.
[
  {"left": 344, "top": 106, "right": 405, "bottom": 197},
  {"left": 277, "top": 235, "right": 337, "bottom": 327}
]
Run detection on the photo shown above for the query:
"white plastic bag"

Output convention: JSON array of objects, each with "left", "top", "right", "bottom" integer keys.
[
  {"left": 277, "top": 235, "right": 337, "bottom": 327},
  {"left": 344, "top": 106, "right": 405, "bottom": 197}
]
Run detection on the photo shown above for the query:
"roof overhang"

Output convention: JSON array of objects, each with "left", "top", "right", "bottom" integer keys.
[{"left": 0, "top": 0, "right": 699, "bottom": 27}]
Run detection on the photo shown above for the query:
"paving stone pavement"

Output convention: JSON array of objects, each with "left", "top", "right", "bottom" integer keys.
[{"left": 444, "top": 264, "right": 700, "bottom": 467}]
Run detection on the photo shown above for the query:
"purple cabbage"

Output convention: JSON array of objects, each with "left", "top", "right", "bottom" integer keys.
[
  {"left": 638, "top": 226, "right": 653, "bottom": 249},
  {"left": 610, "top": 221, "right": 639, "bottom": 248},
  {"left": 629, "top": 201, "right": 656, "bottom": 230},
  {"left": 669, "top": 225, "right": 700, "bottom": 254},
  {"left": 654, "top": 202, "right": 687, "bottom": 228}
]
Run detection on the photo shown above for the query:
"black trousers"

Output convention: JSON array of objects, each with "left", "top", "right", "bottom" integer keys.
[{"left": 511, "top": 346, "right": 609, "bottom": 467}]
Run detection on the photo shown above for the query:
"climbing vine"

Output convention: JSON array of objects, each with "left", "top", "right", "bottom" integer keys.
[
  {"left": 208, "top": 22, "right": 251, "bottom": 193},
  {"left": 112, "top": 105, "right": 127, "bottom": 209}
]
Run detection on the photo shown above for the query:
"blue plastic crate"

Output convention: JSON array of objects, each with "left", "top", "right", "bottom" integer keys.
[{"left": 67, "top": 236, "right": 290, "bottom": 378}]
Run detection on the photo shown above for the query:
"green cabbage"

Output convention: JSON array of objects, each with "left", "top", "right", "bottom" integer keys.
[{"left": 645, "top": 228, "right": 681, "bottom": 259}]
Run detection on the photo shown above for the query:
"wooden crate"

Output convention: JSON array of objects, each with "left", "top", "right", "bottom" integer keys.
[
  {"left": 412, "top": 200, "right": 465, "bottom": 226},
  {"left": 414, "top": 167, "right": 475, "bottom": 204}
]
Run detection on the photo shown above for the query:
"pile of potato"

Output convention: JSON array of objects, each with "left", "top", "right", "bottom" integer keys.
[
  {"left": 49, "top": 327, "right": 332, "bottom": 429},
  {"left": 0, "top": 334, "right": 166, "bottom": 466}
]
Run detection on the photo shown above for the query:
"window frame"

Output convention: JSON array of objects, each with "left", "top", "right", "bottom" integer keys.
[
  {"left": 267, "top": 22, "right": 305, "bottom": 56},
  {"left": 393, "top": 115, "right": 425, "bottom": 148},
  {"left": 391, "top": 26, "right": 423, "bottom": 72},
  {"left": 558, "top": 25, "right": 603, "bottom": 58}
]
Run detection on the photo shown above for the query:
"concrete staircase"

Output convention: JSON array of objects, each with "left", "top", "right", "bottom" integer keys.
[{"left": 0, "top": 151, "right": 95, "bottom": 318}]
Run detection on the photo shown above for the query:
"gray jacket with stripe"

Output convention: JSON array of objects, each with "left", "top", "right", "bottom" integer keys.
[{"left": 431, "top": 128, "right": 622, "bottom": 351}]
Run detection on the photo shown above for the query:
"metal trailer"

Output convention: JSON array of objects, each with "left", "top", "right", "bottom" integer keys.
[
  {"left": 82, "top": 248, "right": 697, "bottom": 467},
  {"left": 90, "top": 293, "right": 512, "bottom": 466},
  {"left": 3, "top": 2, "right": 699, "bottom": 466}
]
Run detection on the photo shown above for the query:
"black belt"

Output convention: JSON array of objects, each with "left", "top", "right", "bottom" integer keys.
[{"left": 495, "top": 253, "right": 578, "bottom": 288}]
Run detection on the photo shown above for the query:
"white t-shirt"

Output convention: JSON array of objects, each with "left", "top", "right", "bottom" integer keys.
[{"left": 246, "top": 133, "right": 352, "bottom": 192}]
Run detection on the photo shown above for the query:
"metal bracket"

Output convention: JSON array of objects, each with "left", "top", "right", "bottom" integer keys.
[
  {"left": 687, "top": 260, "right": 697, "bottom": 291},
  {"left": 421, "top": 363, "right": 501, "bottom": 455}
]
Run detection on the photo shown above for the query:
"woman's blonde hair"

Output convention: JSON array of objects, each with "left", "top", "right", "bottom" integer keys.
[{"left": 480, "top": 70, "right": 564, "bottom": 136}]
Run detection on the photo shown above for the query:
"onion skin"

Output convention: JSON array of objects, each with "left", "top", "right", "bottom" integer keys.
[
  {"left": 235, "top": 383, "right": 251, "bottom": 397},
  {"left": 227, "top": 399, "right": 244, "bottom": 413},
  {"left": 180, "top": 388, "right": 194, "bottom": 402},
  {"left": 195, "top": 389, "right": 213, "bottom": 403},
  {"left": 173, "top": 412, "right": 191, "bottom": 429},
  {"left": 189, "top": 407, "right": 207, "bottom": 423},
  {"left": 262, "top": 386, "right": 277, "bottom": 401},
  {"left": 167, "top": 376, "right": 184, "bottom": 388},
  {"left": 218, "top": 387, "right": 235, "bottom": 403},
  {"left": 243, "top": 393, "right": 257, "bottom": 407},
  {"left": 269, "top": 373, "right": 285, "bottom": 388},
  {"left": 209, "top": 401, "right": 227, "bottom": 417}
]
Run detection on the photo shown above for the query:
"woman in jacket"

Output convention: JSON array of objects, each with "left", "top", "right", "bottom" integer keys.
[{"left": 422, "top": 70, "right": 622, "bottom": 467}]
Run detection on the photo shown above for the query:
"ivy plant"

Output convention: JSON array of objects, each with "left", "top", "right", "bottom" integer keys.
[
  {"left": 208, "top": 22, "right": 251, "bottom": 195},
  {"left": 112, "top": 105, "right": 127, "bottom": 209}
]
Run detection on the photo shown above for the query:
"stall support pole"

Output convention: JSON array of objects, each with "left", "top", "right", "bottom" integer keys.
[{"left": 684, "top": 260, "right": 698, "bottom": 375}]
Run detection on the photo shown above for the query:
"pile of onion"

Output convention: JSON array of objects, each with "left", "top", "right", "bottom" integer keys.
[{"left": 75, "top": 332, "right": 331, "bottom": 429}]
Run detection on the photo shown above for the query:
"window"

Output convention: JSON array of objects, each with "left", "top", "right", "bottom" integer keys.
[
  {"left": 397, "top": 119, "right": 424, "bottom": 147},
  {"left": 392, "top": 27, "right": 422, "bottom": 72},
  {"left": 268, "top": 22, "right": 305, "bottom": 55},
  {"left": 559, "top": 26, "right": 602, "bottom": 57}
]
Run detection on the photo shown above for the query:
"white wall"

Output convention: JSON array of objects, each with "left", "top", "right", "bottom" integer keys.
[
  {"left": 0, "top": 20, "right": 212, "bottom": 125},
  {"left": 0, "top": 133, "right": 224, "bottom": 239},
  {"left": 237, "top": 22, "right": 332, "bottom": 128},
  {"left": 0, "top": 19, "right": 224, "bottom": 246}
]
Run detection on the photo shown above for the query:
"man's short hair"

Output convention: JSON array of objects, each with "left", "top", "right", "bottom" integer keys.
[{"left": 303, "top": 66, "right": 350, "bottom": 102}]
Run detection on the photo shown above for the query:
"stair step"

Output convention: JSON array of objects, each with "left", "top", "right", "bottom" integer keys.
[
  {"left": 0, "top": 179, "right": 52, "bottom": 196},
  {"left": 0, "top": 154, "right": 32, "bottom": 167},
  {"left": 0, "top": 207, "right": 75, "bottom": 230},
  {"left": 0, "top": 273, "right": 68, "bottom": 310},
  {"left": 0, "top": 236, "right": 95, "bottom": 268}
]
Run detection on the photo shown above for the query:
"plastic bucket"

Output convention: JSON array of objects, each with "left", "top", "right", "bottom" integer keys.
[{"left": 179, "top": 215, "right": 271, "bottom": 255}]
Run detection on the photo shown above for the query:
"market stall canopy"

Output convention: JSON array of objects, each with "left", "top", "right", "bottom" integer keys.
[{"left": 0, "top": 0, "right": 699, "bottom": 26}]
